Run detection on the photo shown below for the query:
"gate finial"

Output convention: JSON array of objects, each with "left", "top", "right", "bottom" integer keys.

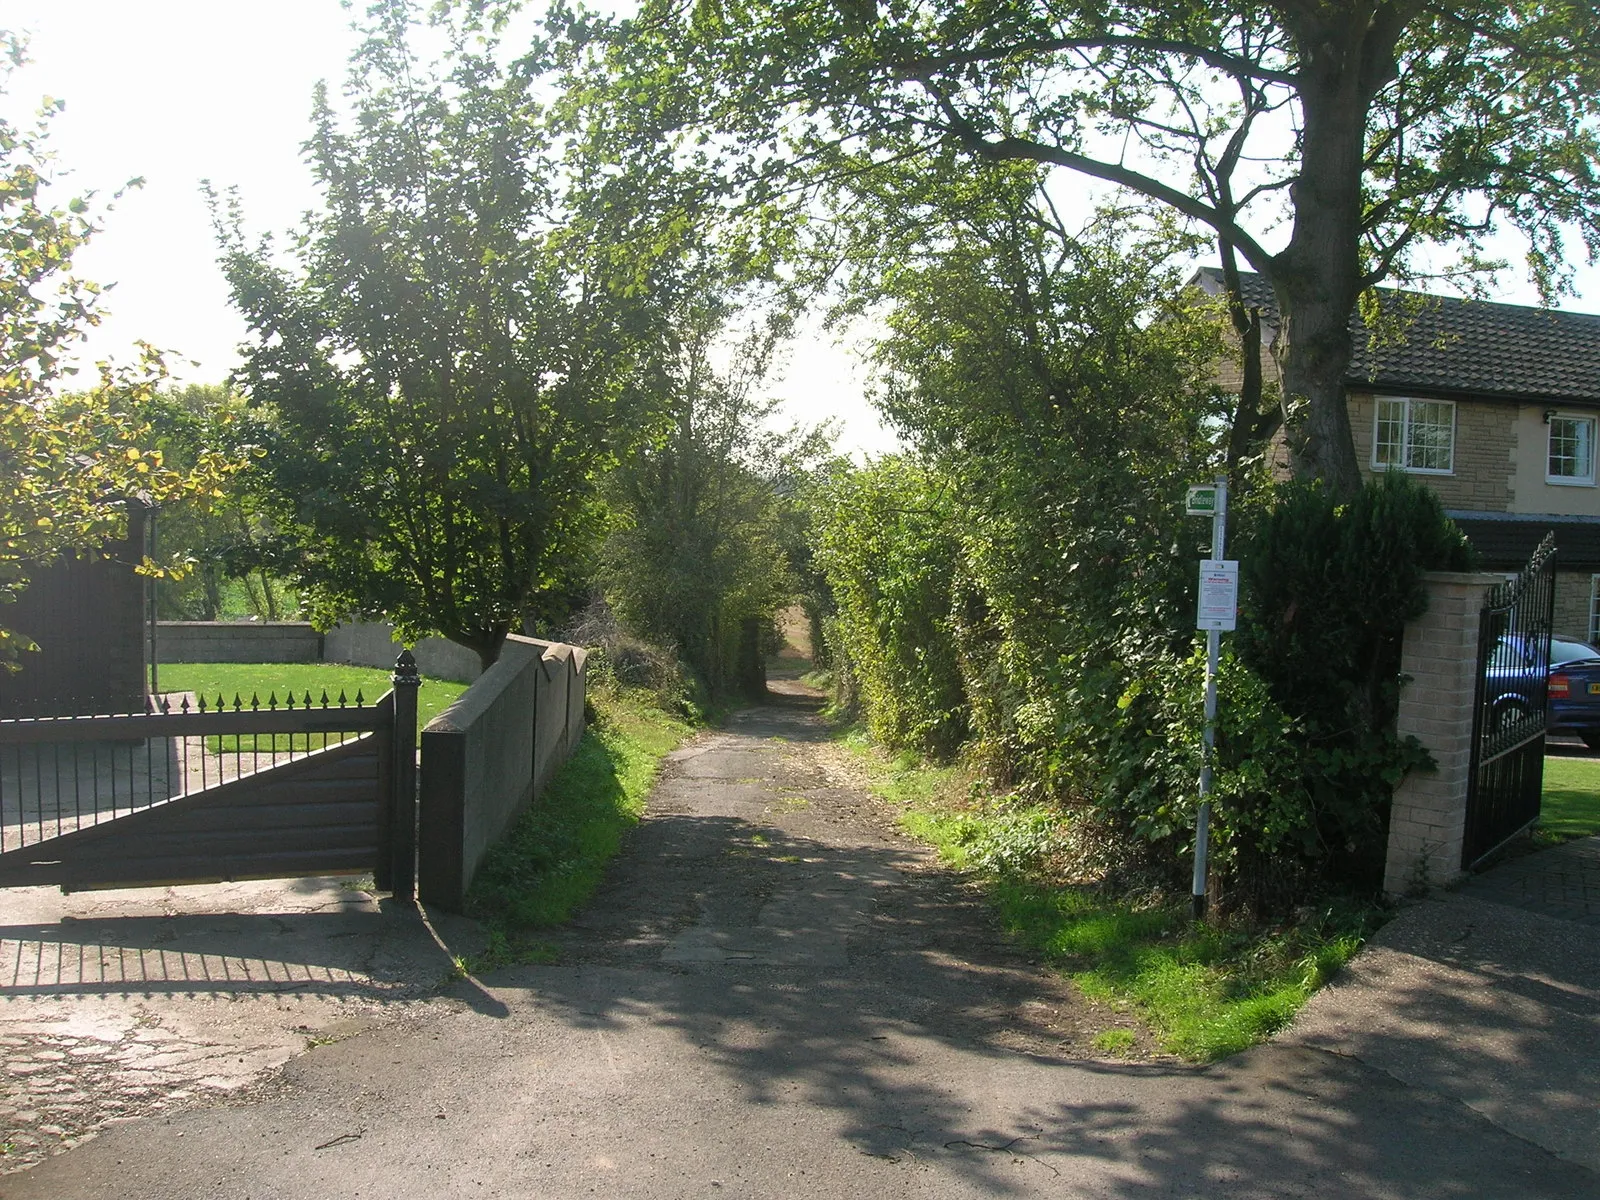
[{"left": 393, "top": 648, "right": 421, "bottom": 687}]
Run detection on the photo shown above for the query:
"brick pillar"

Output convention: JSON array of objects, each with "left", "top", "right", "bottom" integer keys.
[{"left": 1384, "top": 571, "right": 1503, "bottom": 898}]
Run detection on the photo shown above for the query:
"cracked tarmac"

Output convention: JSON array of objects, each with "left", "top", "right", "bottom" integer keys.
[{"left": 1, "top": 875, "right": 478, "bottom": 1172}]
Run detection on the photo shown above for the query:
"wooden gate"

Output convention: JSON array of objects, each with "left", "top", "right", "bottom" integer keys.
[
  {"left": 1464, "top": 535, "right": 1556, "bottom": 869},
  {"left": 0, "top": 653, "right": 418, "bottom": 897}
]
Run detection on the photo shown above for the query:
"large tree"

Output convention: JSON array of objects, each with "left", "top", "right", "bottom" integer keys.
[
  {"left": 213, "top": 2, "right": 690, "bottom": 668},
  {"left": 601, "top": 301, "right": 822, "bottom": 693},
  {"left": 0, "top": 33, "right": 234, "bottom": 665},
  {"left": 618, "top": 0, "right": 1600, "bottom": 496}
]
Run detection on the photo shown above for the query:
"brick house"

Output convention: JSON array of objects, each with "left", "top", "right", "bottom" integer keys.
[{"left": 1195, "top": 268, "right": 1600, "bottom": 643}]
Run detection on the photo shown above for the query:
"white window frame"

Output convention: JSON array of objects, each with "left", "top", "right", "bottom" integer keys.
[
  {"left": 1372, "top": 395, "right": 1456, "bottom": 475},
  {"left": 1546, "top": 412, "right": 1598, "bottom": 487}
]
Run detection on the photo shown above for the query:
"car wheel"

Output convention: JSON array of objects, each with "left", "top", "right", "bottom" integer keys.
[
  {"left": 1492, "top": 699, "right": 1529, "bottom": 733},
  {"left": 1582, "top": 731, "right": 1600, "bottom": 752}
]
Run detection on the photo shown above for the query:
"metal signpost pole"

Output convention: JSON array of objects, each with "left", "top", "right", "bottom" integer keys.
[{"left": 1191, "top": 476, "right": 1229, "bottom": 920}]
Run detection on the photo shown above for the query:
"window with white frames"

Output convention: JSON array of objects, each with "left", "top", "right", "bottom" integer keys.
[
  {"left": 1547, "top": 414, "right": 1596, "bottom": 485},
  {"left": 1373, "top": 396, "right": 1455, "bottom": 473}
]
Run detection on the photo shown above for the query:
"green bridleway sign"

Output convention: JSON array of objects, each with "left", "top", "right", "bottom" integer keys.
[{"left": 1185, "top": 484, "right": 1219, "bottom": 516}]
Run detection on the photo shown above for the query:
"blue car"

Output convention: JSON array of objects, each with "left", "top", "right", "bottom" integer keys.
[{"left": 1486, "top": 635, "right": 1600, "bottom": 749}]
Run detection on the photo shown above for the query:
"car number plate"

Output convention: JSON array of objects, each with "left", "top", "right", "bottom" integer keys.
[{"left": 1588, "top": 683, "right": 1600, "bottom": 695}]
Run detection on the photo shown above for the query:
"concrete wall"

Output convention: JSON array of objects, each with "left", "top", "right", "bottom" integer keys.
[
  {"left": 323, "top": 622, "right": 482, "bottom": 684},
  {"left": 531, "top": 642, "right": 573, "bottom": 797},
  {"left": 1384, "top": 571, "right": 1502, "bottom": 897},
  {"left": 416, "top": 634, "right": 587, "bottom": 911},
  {"left": 157, "top": 621, "right": 323, "bottom": 664},
  {"left": 157, "top": 619, "right": 482, "bottom": 683}
]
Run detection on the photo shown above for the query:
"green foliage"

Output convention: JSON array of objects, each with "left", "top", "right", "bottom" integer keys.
[
  {"left": 601, "top": 303, "right": 820, "bottom": 696},
  {"left": 1091, "top": 1028, "right": 1136, "bottom": 1055},
  {"left": 134, "top": 383, "right": 298, "bottom": 621},
  {"left": 820, "top": 463, "right": 1479, "bottom": 906},
  {"left": 1537, "top": 756, "right": 1600, "bottom": 843},
  {"left": 848, "top": 726, "right": 1382, "bottom": 1060},
  {"left": 1238, "top": 471, "right": 1475, "bottom": 728},
  {"left": 809, "top": 457, "right": 968, "bottom": 757},
  {"left": 810, "top": 205, "right": 1226, "bottom": 800},
  {"left": 1229, "top": 472, "right": 1476, "bottom": 896},
  {"left": 157, "top": 661, "right": 467, "bottom": 732},
  {"left": 828, "top": 198, "right": 1227, "bottom": 772},
  {"left": 624, "top": 0, "right": 1600, "bottom": 491},
  {"left": 211, "top": 2, "right": 684, "bottom": 669},
  {"left": 807, "top": 201, "right": 1478, "bottom": 907},
  {"left": 0, "top": 33, "right": 238, "bottom": 664}
]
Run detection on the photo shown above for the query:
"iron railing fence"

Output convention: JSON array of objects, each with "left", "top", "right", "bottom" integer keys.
[{"left": 0, "top": 689, "right": 392, "bottom": 856}]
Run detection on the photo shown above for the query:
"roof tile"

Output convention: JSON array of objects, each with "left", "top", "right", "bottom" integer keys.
[{"left": 1193, "top": 268, "right": 1600, "bottom": 403}]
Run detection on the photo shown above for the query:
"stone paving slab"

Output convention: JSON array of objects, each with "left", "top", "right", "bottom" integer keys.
[
  {"left": 0, "top": 877, "right": 480, "bottom": 1172},
  {"left": 1460, "top": 835, "right": 1600, "bottom": 924},
  {"left": 1288, "top": 848, "right": 1600, "bottom": 1175}
]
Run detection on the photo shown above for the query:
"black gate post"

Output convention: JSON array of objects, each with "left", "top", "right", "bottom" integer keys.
[{"left": 390, "top": 650, "right": 421, "bottom": 902}]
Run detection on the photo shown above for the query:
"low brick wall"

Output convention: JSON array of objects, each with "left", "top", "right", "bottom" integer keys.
[
  {"left": 156, "top": 621, "right": 323, "bottom": 664},
  {"left": 1383, "top": 571, "right": 1502, "bottom": 897},
  {"left": 416, "top": 634, "right": 587, "bottom": 911}
]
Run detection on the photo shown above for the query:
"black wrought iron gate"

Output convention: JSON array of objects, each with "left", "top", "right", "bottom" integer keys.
[{"left": 1464, "top": 534, "right": 1556, "bottom": 869}]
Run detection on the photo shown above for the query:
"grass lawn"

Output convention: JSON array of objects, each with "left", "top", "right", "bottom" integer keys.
[
  {"left": 1539, "top": 754, "right": 1600, "bottom": 841},
  {"left": 841, "top": 729, "right": 1378, "bottom": 1063},
  {"left": 158, "top": 661, "right": 469, "bottom": 733}
]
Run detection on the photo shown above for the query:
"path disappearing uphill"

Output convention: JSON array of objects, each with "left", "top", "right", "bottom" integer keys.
[{"left": 6, "top": 684, "right": 1593, "bottom": 1199}]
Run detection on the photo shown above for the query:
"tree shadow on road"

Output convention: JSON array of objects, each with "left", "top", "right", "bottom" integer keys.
[{"left": 483, "top": 797, "right": 1595, "bottom": 1198}]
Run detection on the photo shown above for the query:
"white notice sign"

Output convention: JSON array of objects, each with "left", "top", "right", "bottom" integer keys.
[{"left": 1197, "top": 560, "right": 1239, "bottom": 631}]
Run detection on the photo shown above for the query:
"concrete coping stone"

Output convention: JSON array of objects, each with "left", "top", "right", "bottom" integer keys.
[
  {"left": 158, "top": 620, "right": 318, "bottom": 629},
  {"left": 423, "top": 638, "right": 543, "bottom": 734}
]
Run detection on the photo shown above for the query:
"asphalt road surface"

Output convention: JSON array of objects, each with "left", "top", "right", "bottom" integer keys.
[{"left": 5, "top": 690, "right": 1593, "bottom": 1198}]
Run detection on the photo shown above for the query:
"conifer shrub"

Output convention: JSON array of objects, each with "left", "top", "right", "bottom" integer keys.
[{"left": 1227, "top": 471, "right": 1476, "bottom": 899}]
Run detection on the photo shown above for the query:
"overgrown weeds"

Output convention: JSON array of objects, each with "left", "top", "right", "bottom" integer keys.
[
  {"left": 841, "top": 727, "right": 1384, "bottom": 1061},
  {"left": 458, "top": 680, "right": 692, "bottom": 972}
]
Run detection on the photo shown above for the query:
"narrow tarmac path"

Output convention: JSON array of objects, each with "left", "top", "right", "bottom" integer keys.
[{"left": 5, "top": 690, "right": 1593, "bottom": 1198}]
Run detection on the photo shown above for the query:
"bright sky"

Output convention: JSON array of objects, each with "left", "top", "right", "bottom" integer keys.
[
  {"left": 7, "top": 2, "right": 1598, "bottom": 459},
  {"left": 5, "top": 1, "right": 897, "bottom": 455}
]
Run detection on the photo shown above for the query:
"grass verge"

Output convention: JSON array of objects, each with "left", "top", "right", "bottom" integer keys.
[
  {"left": 839, "top": 728, "right": 1381, "bottom": 1062},
  {"left": 457, "top": 681, "right": 694, "bottom": 973},
  {"left": 1538, "top": 754, "right": 1600, "bottom": 842}
]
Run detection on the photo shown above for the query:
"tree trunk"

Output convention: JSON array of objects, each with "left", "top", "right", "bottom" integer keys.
[
  {"left": 201, "top": 564, "right": 222, "bottom": 621},
  {"left": 476, "top": 631, "right": 508, "bottom": 674},
  {"left": 1219, "top": 240, "right": 1279, "bottom": 476},
  {"left": 1269, "top": 10, "right": 1403, "bottom": 500},
  {"left": 449, "top": 627, "right": 507, "bottom": 674}
]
